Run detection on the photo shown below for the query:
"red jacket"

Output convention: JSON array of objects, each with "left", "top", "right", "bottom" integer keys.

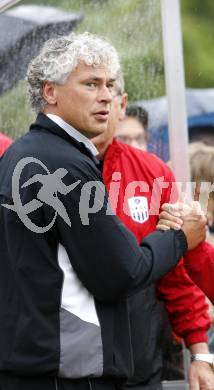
[
  {"left": 0, "top": 133, "right": 12, "bottom": 157},
  {"left": 103, "top": 139, "right": 210, "bottom": 346},
  {"left": 185, "top": 241, "right": 214, "bottom": 304}
]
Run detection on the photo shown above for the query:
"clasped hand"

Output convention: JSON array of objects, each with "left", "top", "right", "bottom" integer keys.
[{"left": 157, "top": 201, "right": 207, "bottom": 250}]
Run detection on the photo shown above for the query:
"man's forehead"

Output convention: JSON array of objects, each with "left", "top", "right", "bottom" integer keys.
[{"left": 74, "top": 61, "right": 115, "bottom": 80}]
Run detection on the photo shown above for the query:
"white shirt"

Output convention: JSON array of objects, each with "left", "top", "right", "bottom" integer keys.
[{"left": 46, "top": 114, "right": 98, "bottom": 157}]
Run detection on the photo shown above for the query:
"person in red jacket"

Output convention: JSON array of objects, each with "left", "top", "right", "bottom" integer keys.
[
  {"left": 0, "top": 132, "right": 12, "bottom": 156},
  {"left": 92, "top": 80, "right": 214, "bottom": 389},
  {"left": 158, "top": 202, "right": 214, "bottom": 304},
  {"left": 185, "top": 241, "right": 214, "bottom": 304}
]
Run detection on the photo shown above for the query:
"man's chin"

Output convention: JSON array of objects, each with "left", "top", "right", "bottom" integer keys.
[{"left": 83, "top": 126, "right": 107, "bottom": 139}]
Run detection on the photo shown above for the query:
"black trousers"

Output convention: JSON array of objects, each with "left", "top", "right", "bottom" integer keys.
[
  {"left": 0, "top": 374, "right": 120, "bottom": 390},
  {"left": 120, "top": 381, "right": 162, "bottom": 390}
]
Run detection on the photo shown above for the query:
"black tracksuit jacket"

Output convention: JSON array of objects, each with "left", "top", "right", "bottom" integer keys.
[{"left": 0, "top": 113, "right": 187, "bottom": 379}]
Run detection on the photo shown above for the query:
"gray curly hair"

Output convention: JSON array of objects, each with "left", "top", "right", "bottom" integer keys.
[{"left": 27, "top": 32, "right": 122, "bottom": 113}]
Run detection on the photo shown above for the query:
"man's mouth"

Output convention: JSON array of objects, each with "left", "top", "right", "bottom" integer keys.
[{"left": 93, "top": 110, "right": 109, "bottom": 121}]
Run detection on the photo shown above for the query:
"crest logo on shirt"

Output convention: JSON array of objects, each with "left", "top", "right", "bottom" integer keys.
[{"left": 128, "top": 196, "right": 149, "bottom": 224}]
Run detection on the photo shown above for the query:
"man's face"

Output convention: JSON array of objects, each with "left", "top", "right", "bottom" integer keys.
[
  {"left": 116, "top": 116, "right": 147, "bottom": 151},
  {"left": 92, "top": 93, "right": 127, "bottom": 157},
  {"left": 43, "top": 62, "right": 116, "bottom": 138}
]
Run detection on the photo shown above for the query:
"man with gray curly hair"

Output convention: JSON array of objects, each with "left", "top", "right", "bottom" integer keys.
[
  {"left": 0, "top": 32, "right": 206, "bottom": 390},
  {"left": 27, "top": 32, "right": 121, "bottom": 116}
]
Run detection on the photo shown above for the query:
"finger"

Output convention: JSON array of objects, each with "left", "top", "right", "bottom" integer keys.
[
  {"left": 189, "top": 377, "right": 200, "bottom": 390},
  {"left": 191, "top": 201, "right": 203, "bottom": 216},
  {"left": 189, "top": 367, "right": 200, "bottom": 390},
  {"left": 162, "top": 203, "right": 182, "bottom": 216},
  {"left": 158, "top": 219, "right": 182, "bottom": 230},
  {"left": 159, "top": 211, "right": 183, "bottom": 225},
  {"left": 163, "top": 202, "right": 193, "bottom": 218},
  {"left": 156, "top": 223, "right": 170, "bottom": 231},
  {"left": 182, "top": 215, "right": 201, "bottom": 222},
  {"left": 182, "top": 213, "right": 207, "bottom": 222}
]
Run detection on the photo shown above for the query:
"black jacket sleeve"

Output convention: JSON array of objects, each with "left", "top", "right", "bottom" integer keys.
[{"left": 56, "top": 164, "right": 187, "bottom": 303}]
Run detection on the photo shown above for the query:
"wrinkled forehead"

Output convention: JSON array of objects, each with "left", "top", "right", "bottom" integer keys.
[{"left": 71, "top": 61, "right": 117, "bottom": 82}]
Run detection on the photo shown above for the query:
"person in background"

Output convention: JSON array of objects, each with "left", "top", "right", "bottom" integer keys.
[
  {"left": 115, "top": 105, "right": 148, "bottom": 151},
  {"left": 189, "top": 141, "right": 214, "bottom": 230},
  {"left": 159, "top": 142, "right": 214, "bottom": 351},
  {"left": 92, "top": 75, "right": 214, "bottom": 390},
  {"left": 0, "top": 132, "right": 12, "bottom": 157},
  {"left": 158, "top": 201, "right": 214, "bottom": 303}
]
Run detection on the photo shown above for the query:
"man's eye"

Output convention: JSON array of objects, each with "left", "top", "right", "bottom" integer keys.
[
  {"left": 107, "top": 84, "right": 114, "bottom": 91},
  {"left": 86, "top": 82, "right": 96, "bottom": 88}
]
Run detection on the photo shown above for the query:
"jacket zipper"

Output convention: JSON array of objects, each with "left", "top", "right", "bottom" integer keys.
[{"left": 55, "top": 378, "right": 58, "bottom": 390}]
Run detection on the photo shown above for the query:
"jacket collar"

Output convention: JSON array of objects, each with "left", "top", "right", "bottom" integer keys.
[
  {"left": 46, "top": 114, "right": 98, "bottom": 157},
  {"left": 29, "top": 113, "right": 99, "bottom": 165}
]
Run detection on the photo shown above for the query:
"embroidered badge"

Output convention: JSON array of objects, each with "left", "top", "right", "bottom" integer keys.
[{"left": 128, "top": 196, "right": 149, "bottom": 224}]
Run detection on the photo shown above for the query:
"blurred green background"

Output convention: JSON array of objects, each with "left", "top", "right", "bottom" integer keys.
[
  {"left": 181, "top": 0, "right": 214, "bottom": 88},
  {"left": 0, "top": 0, "right": 213, "bottom": 138}
]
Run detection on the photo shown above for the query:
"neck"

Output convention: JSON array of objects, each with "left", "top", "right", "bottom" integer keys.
[{"left": 94, "top": 137, "right": 113, "bottom": 160}]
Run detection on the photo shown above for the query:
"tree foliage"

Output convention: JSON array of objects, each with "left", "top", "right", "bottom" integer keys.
[{"left": 181, "top": 0, "right": 214, "bottom": 88}]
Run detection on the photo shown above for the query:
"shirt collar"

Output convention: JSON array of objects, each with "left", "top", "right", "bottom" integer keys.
[{"left": 46, "top": 114, "right": 98, "bottom": 157}]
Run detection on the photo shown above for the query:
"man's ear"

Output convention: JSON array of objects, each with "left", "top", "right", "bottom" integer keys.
[
  {"left": 43, "top": 82, "right": 57, "bottom": 105},
  {"left": 119, "top": 93, "right": 128, "bottom": 120}
]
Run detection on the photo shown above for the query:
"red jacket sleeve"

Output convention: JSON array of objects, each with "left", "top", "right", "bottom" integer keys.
[
  {"left": 0, "top": 133, "right": 12, "bottom": 157},
  {"left": 184, "top": 241, "right": 214, "bottom": 305},
  {"left": 157, "top": 166, "right": 211, "bottom": 347}
]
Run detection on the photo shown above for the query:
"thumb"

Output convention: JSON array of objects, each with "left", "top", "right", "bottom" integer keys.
[
  {"left": 190, "top": 201, "right": 203, "bottom": 216},
  {"left": 178, "top": 191, "right": 189, "bottom": 204}
]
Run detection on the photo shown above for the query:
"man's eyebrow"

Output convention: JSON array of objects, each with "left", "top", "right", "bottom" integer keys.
[
  {"left": 105, "top": 78, "right": 116, "bottom": 85},
  {"left": 82, "top": 77, "right": 116, "bottom": 83},
  {"left": 108, "top": 78, "right": 116, "bottom": 84}
]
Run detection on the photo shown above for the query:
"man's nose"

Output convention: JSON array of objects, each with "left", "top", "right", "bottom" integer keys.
[{"left": 98, "top": 85, "right": 112, "bottom": 103}]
